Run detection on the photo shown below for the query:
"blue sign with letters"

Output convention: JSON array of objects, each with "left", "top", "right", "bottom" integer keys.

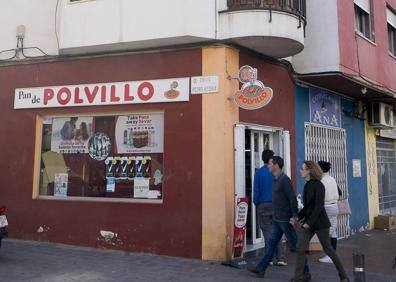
[{"left": 309, "top": 88, "right": 341, "bottom": 128}]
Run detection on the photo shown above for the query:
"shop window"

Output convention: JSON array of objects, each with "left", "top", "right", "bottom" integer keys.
[
  {"left": 387, "top": 7, "right": 396, "bottom": 56},
  {"left": 354, "top": 0, "right": 374, "bottom": 41},
  {"left": 38, "top": 113, "right": 164, "bottom": 202}
]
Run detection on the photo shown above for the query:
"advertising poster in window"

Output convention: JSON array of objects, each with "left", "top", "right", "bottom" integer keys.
[
  {"left": 54, "top": 173, "right": 68, "bottom": 197},
  {"left": 134, "top": 178, "right": 150, "bottom": 198},
  {"left": 51, "top": 117, "right": 94, "bottom": 154},
  {"left": 115, "top": 113, "right": 164, "bottom": 154}
]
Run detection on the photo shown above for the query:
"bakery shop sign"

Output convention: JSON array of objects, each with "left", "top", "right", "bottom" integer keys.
[
  {"left": 234, "top": 65, "right": 273, "bottom": 110},
  {"left": 14, "top": 77, "right": 189, "bottom": 109}
]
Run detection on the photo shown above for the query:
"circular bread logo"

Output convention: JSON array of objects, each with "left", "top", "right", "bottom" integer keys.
[
  {"left": 164, "top": 81, "right": 180, "bottom": 99},
  {"left": 238, "top": 65, "right": 257, "bottom": 83},
  {"left": 87, "top": 133, "right": 112, "bottom": 161},
  {"left": 234, "top": 81, "right": 273, "bottom": 110}
]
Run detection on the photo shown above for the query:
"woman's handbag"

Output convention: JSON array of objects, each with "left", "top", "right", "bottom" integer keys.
[{"left": 338, "top": 198, "right": 352, "bottom": 215}]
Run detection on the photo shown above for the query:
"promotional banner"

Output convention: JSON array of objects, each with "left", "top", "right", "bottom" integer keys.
[
  {"left": 232, "top": 197, "right": 249, "bottom": 259},
  {"left": 309, "top": 88, "right": 341, "bottom": 128},
  {"left": 14, "top": 77, "right": 190, "bottom": 109},
  {"left": 115, "top": 113, "right": 164, "bottom": 154},
  {"left": 51, "top": 117, "right": 94, "bottom": 154}
]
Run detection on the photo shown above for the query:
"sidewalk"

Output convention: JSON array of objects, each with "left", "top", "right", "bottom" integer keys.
[{"left": 0, "top": 229, "right": 395, "bottom": 282}]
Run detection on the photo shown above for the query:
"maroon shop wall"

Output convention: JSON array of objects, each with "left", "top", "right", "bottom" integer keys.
[
  {"left": 0, "top": 49, "right": 203, "bottom": 258},
  {"left": 239, "top": 50, "right": 297, "bottom": 184}
]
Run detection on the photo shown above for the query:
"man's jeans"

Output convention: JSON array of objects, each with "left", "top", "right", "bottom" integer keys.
[
  {"left": 257, "top": 203, "right": 285, "bottom": 262},
  {"left": 257, "top": 220, "right": 309, "bottom": 273}
]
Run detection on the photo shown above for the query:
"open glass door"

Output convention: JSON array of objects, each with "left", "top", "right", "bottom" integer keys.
[
  {"left": 235, "top": 124, "right": 288, "bottom": 251},
  {"left": 245, "top": 130, "right": 273, "bottom": 247}
]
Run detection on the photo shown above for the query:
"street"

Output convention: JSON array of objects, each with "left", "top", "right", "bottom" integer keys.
[{"left": 0, "top": 229, "right": 395, "bottom": 282}]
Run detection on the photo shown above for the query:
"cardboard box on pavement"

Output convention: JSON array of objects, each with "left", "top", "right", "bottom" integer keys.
[{"left": 374, "top": 215, "right": 396, "bottom": 230}]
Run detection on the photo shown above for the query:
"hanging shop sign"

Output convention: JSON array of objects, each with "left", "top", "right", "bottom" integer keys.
[
  {"left": 115, "top": 113, "right": 164, "bottom": 154},
  {"left": 309, "top": 88, "right": 341, "bottom": 128},
  {"left": 14, "top": 77, "right": 190, "bottom": 109},
  {"left": 231, "top": 197, "right": 249, "bottom": 259},
  {"left": 234, "top": 65, "right": 273, "bottom": 110},
  {"left": 51, "top": 116, "right": 94, "bottom": 154}
]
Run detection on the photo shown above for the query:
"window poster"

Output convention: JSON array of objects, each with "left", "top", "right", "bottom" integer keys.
[
  {"left": 115, "top": 113, "right": 164, "bottom": 154},
  {"left": 134, "top": 178, "right": 150, "bottom": 198},
  {"left": 51, "top": 117, "right": 94, "bottom": 154},
  {"left": 106, "top": 178, "right": 116, "bottom": 193},
  {"left": 54, "top": 173, "right": 68, "bottom": 196}
]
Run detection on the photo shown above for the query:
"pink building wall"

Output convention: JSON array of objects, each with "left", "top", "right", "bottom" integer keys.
[{"left": 338, "top": 0, "right": 396, "bottom": 92}]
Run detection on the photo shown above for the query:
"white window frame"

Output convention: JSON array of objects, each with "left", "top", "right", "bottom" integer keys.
[
  {"left": 387, "top": 7, "right": 396, "bottom": 56},
  {"left": 354, "top": 0, "right": 374, "bottom": 41}
]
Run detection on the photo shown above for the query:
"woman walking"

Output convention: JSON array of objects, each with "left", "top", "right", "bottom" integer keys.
[{"left": 292, "top": 161, "right": 349, "bottom": 282}]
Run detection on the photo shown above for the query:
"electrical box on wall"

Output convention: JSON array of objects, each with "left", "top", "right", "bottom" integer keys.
[{"left": 368, "top": 102, "right": 394, "bottom": 129}]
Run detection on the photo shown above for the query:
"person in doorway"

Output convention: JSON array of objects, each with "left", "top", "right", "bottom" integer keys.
[
  {"left": 253, "top": 149, "right": 287, "bottom": 266},
  {"left": 249, "top": 156, "right": 310, "bottom": 279},
  {"left": 292, "top": 161, "right": 349, "bottom": 282},
  {"left": 317, "top": 160, "right": 340, "bottom": 264}
]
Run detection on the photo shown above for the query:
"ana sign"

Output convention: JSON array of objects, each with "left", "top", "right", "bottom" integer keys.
[
  {"left": 309, "top": 88, "right": 341, "bottom": 128},
  {"left": 14, "top": 78, "right": 189, "bottom": 109},
  {"left": 234, "top": 65, "right": 273, "bottom": 110}
]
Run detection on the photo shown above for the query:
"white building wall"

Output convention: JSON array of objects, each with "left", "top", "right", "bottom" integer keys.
[
  {"left": 0, "top": 0, "right": 59, "bottom": 59},
  {"left": 292, "top": 0, "right": 340, "bottom": 73},
  {"left": 59, "top": 0, "right": 216, "bottom": 53},
  {"left": 0, "top": 0, "right": 305, "bottom": 59}
]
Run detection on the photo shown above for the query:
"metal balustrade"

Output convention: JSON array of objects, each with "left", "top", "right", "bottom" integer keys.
[{"left": 227, "top": 0, "right": 306, "bottom": 24}]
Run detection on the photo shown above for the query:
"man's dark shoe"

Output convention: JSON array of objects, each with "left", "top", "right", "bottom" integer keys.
[{"left": 247, "top": 266, "right": 265, "bottom": 278}]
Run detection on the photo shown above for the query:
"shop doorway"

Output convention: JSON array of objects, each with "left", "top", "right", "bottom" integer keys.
[
  {"left": 376, "top": 137, "right": 396, "bottom": 215},
  {"left": 304, "top": 123, "right": 350, "bottom": 238},
  {"left": 234, "top": 124, "right": 290, "bottom": 251}
]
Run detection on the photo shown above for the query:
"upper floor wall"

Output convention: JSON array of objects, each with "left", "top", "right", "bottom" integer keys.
[
  {"left": 0, "top": 0, "right": 306, "bottom": 60},
  {"left": 292, "top": 0, "right": 340, "bottom": 73},
  {"left": 338, "top": 0, "right": 396, "bottom": 92},
  {"left": 59, "top": 0, "right": 216, "bottom": 54},
  {"left": 293, "top": 0, "right": 396, "bottom": 92},
  {"left": 0, "top": 0, "right": 59, "bottom": 58}
]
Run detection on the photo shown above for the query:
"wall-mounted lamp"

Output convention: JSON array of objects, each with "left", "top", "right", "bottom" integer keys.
[{"left": 361, "top": 87, "right": 367, "bottom": 95}]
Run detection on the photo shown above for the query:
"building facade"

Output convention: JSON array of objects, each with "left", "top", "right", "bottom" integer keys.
[
  {"left": 293, "top": 0, "right": 396, "bottom": 230},
  {"left": 1, "top": 0, "right": 395, "bottom": 262}
]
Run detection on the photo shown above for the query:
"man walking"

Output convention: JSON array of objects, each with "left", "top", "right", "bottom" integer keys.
[
  {"left": 249, "top": 156, "right": 310, "bottom": 279},
  {"left": 253, "top": 150, "right": 287, "bottom": 266}
]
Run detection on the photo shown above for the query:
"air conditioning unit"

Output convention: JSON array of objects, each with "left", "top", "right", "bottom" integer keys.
[{"left": 368, "top": 102, "right": 394, "bottom": 129}]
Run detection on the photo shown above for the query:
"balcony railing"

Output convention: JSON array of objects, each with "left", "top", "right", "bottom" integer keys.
[{"left": 227, "top": 0, "right": 306, "bottom": 27}]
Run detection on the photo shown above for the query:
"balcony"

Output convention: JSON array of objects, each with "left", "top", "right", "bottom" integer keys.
[{"left": 219, "top": 0, "right": 306, "bottom": 58}]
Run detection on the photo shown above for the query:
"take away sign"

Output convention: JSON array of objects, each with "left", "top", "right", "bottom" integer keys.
[{"left": 14, "top": 77, "right": 190, "bottom": 109}]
